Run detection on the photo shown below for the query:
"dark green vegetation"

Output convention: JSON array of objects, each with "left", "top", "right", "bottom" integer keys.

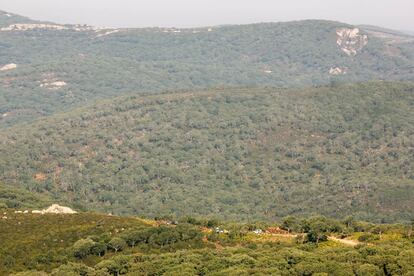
[
  {"left": 1, "top": 10, "right": 414, "bottom": 275},
  {"left": 0, "top": 184, "right": 53, "bottom": 209},
  {"left": 1, "top": 10, "right": 414, "bottom": 126},
  {"left": 1, "top": 82, "right": 413, "bottom": 221},
  {"left": 1, "top": 213, "right": 414, "bottom": 275}
]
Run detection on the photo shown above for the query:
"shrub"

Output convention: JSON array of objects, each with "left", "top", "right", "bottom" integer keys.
[{"left": 358, "top": 234, "right": 379, "bottom": 242}]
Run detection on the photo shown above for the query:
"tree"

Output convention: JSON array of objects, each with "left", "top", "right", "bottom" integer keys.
[
  {"left": 302, "top": 216, "right": 336, "bottom": 243},
  {"left": 72, "top": 238, "right": 96, "bottom": 259},
  {"left": 95, "top": 256, "right": 132, "bottom": 276},
  {"left": 206, "top": 219, "right": 220, "bottom": 228},
  {"left": 281, "top": 216, "right": 301, "bottom": 233},
  {"left": 108, "top": 237, "right": 127, "bottom": 253},
  {"left": 122, "top": 229, "right": 150, "bottom": 247},
  {"left": 372, "top": 226, "right": 386, "bottom": 240},
  {"left": 51, "top": 263, "right": 94, "bottom": 276},
  {"left": 343, "top": 216, "right": 355, "bottom": 229},
  {"left": 95, "top": 260, "right": 122, "bottom": 276},
  {"left": 90, "top": 242, "right": 107, "bottom": 257},
  {"left": 306, "top": 230, "right": 327, "bottom": 244}
]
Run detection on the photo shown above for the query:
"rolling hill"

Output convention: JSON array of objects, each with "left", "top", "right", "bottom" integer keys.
[
  {"left": 1, "top": 82, "right": 413, "bottom": 222},
  {"left": 1, "top": 10, "right": 414, "bottom": 126},
  {"left": 1, "top": 8, "right": 414, "bottom": 276},
  {"left": 1, "top": 210, "right": 413, "bottom": 275}
]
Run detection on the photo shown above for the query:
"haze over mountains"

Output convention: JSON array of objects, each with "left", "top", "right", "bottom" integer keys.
[{"left": 1, "top": 10, "right": 414, "bottom": 127}]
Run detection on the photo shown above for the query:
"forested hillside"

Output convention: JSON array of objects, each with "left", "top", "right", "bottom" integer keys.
[
  {"left": 0, "top": 184, "right": 53, "bottom": 209},
  {"left": 1, "top": 10, "right": 414, "bottom": 126},
  {"left": 1, "top": 7, "right": 414, "bottom": 276},
  {"left": 0, "top": 10, "right": 35, "bottom": 26},
  {"left": 1, "top": 82, "right": 413, "bottom": 222},
  {"left": 1, "top": 211, "right": 414, "bottom": 275}
]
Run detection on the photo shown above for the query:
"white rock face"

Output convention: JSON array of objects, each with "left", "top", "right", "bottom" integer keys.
[
  {"left": 329, "top": 67, "right": 347, "bottom": 75},
  {"left": 0, "top": 63, "right": 17, "bottom": 71},
  {"left": 73, "top": 24, "right": 99, "bottom": 31},
  {"left": 161, "top": 28, "right": 182, "bottom": 33},
  {"left": 1, "top": 24, "right": 69, "bottom": 31},
  {"left": 50, "top": 81, "right": 67, "bottom": 87},
  {"left": 40, "top": 80, "right": 67, "bottom": 90},
  {"left": 336, "top": 28, "right": 368, "bottom": 56},
  {"left": 43, "top": 204, "right": 77, "bottom": 214},
  {"left": 0, "top": 22, "right": 111, "bottom": 33},
  {"left": 95, "top": 29, "right": 120, "bottom": 38},
  {"left": 32, "top": 204, "right": 77, "bottom": 214}
]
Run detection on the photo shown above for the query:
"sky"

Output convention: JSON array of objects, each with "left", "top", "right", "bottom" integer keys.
[{"left": 1, "top": 0, "right": 413, "bottom": 31}]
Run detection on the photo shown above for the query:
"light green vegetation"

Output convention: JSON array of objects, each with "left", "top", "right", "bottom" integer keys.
[{"left": 1, "top": 213, "right": 413, "bottom": 275}]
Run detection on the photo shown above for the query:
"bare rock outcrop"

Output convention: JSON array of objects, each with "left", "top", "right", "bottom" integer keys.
[
  {"left": 40, "top": 80, "right": 67, "bottom": 90},
  {"left": 0, "top": 63, "right": 17, "bottom": 71},
  {"left": 329, "top": 66, "right": 347, "bottom": 75},
  {"left": 336, "top": 28, "right": 368, "bottom": 56},
  {"left": 32, "top": 204, "right": 77, "bottom": 214},
  {"left": 1, "top": 24, "right": 69, "bottom": 32}
]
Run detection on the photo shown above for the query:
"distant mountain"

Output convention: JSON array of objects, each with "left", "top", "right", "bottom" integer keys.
[
  {"left": 401, "top": 30, "right": 414, "bottom": 36},
  {"left": 0, "top": 10, "right": 35, "bottom": 26},
  {"left": 1, "top": 11, "right": 414, "bottom": 126},
  {"left": 1, "top": 81, "right": 413, "bottom": 222},
  {"left": 358, "top": 25, "right": 414, "bottom": 37}
]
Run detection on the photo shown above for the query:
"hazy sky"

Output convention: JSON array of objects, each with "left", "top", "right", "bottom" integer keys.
[{"left": 1, "top": 0, "right": 413, "bottom": 31}]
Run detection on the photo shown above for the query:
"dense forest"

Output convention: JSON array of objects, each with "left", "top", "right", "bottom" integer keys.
[
  {"left": 1, "top": 82, "right": 413, "bottom": 222},
  {"left": 1, "top": 211, "right": 414, "bottom": 275},
  {"left": 1, "top": 10, "right": 414, "bottom": 275},
  {"left": 1, "top": 10, "right": 414, "bottom": 126}
]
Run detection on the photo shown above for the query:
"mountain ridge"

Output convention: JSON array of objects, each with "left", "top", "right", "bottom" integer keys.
[
  {"left": 0, "top": 10, "right": 357, "bottom": 29},
  {"left": 1, "top": 9, "right": 410, "bottom": 34},
  {"left": 1, "top": 10, "right": 414, "bottom": 127}
]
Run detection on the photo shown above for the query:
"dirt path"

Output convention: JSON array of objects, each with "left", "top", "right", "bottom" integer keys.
[{"left": 328, "top": 236, "right": 360, "bottom": 246}]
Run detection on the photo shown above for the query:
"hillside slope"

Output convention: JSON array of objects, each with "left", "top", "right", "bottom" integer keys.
[
  {"left": 1, "top": 11, "right": 414, "bottom": 126},
  {"left": 0, "top": 211, "right": 153, "bottom": 274},
  {"left": 1, "top": 82, "right": 413, "bottom": 222},
  {"left": 0, "top": 184, "right": 53, "bottom": 209},
  {"left": 0, "top": 10, "right": 35, "bottom": 27},
  {"left": 1, "top": 211, "right": 413, "bottom": 275}
]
